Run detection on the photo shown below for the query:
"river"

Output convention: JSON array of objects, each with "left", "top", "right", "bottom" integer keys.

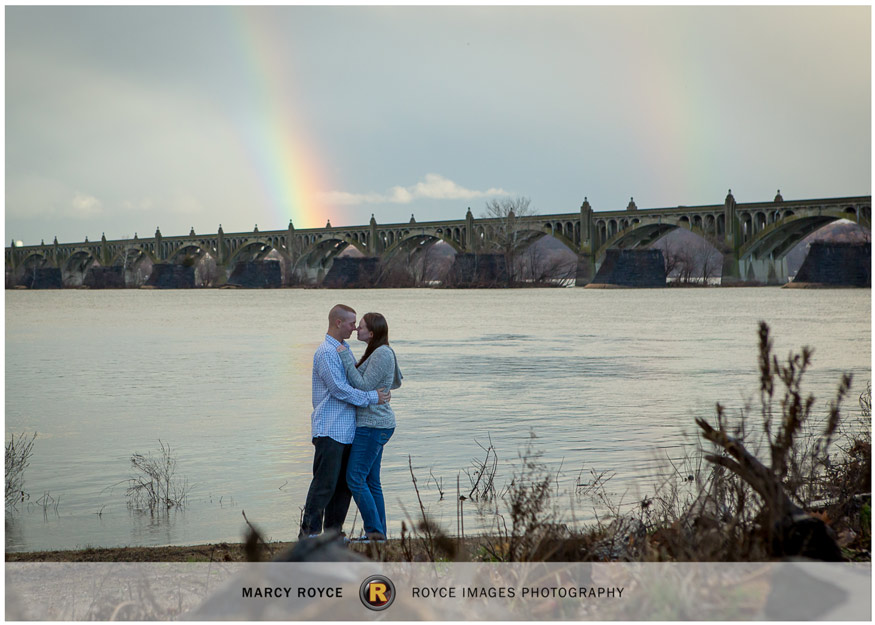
[{"left": 4, "top": 287, "right": 871, "bottom": 552}]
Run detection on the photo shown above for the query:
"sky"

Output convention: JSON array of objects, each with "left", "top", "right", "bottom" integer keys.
[{"left": 5, "top": 5, "right": 871, "bottom": 246}]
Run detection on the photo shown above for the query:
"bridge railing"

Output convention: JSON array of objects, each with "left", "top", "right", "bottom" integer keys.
[{"left": 7, "top": 194, "right": 870, "bottom": 254}]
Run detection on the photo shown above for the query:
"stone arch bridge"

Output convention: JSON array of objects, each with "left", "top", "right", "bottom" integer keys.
[{"left": 6, "top": 192, "right": 870, "bottom": 287}]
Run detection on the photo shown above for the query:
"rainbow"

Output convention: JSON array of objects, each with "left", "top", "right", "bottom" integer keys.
[{"left": 224, "top": 7, "right": 344, "bottom": 229}]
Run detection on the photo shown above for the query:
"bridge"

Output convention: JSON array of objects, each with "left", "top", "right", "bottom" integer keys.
[{"left": 5, "top": 191, "right": 871, "bottom": 287}]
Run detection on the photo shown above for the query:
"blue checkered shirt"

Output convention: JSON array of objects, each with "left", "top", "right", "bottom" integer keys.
[{"left": 311, "top": 335, "right": 379, "bottom": 444}]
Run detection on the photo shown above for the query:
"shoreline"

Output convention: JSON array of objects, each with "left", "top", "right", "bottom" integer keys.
[
  {"left": 5, "top": 541, "right": 298, "bottom": 563},
  {"left": 4, "top": 536, "right": 504, "bottom": 563}
]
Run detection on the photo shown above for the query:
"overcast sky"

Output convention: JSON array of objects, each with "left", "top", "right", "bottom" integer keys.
[{"left": 6, "top": 5, "right": 871, "bottom": 246}]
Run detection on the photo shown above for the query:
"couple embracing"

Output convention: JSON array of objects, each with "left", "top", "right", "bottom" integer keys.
[{"left": 298, "top": 304, "right": 402, "bottom": 542}]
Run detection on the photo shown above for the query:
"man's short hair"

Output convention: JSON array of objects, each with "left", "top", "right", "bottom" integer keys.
[{"left": 328, "top": 304, "right": 356, "bottom": 324}]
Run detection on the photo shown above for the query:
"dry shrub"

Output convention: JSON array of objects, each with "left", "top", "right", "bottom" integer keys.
[
  {"left": 5, "top": 432, "right": 36, "bottom": 509},
  {"left": 640, "top": 322, "right": 866, "bottom": 561},
  {"left": 480, "top": 433, "right": 571, "bottom": 561},
  {"left": 126, "top": 440, "right": 189, "bottom": 512},
  {"left": 394, "top": 455, "right": 457, "bottom": 562}
]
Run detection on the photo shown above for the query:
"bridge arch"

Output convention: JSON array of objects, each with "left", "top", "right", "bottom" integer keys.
[
  {"left": 476, "top": 225, "right": 548, "bottom": 256},
  {"left": 333, "top": 231, "right": 369, "bottom": 255},
  {"left": 291, "top": 237, "right": 351, "bottom": 283},
  {"left": 107, "top": 245, "right": 158, "bottom": 266},
  {"left": 226, "top": 239, "right": 293, "bottom": 267},
  {"left": 166, "top": 243, "right": 216, "bottom": 265},
  {"left": 62, "top": 248, "right": 98, "bottom": 272},
  {"left": 19, "top": 250, "right": 52, "bottom": 269},
  {"left": 381, "top": 233, "right": 445, "bottom": 264},
  {"left": 7, "top": 250, "right": 53, "bottom": 287},
  {"left": 598, "top": 222, "right": 678, "bottom": 256},
  {"left": 429, "top": 226, "right": 466, "bottom": 252},
  {"left": 60, "top": 249, "right": 100, "bottom": 287},
  {"left": 389, "top": 228, "right": 465, "bottom": 254},
  {"left": 595, "top": 219, "right": 720, "bottom": 259},
  {"left": 739, "top": 211, "right": 870, "bottom": 261},
  {"left": 704, "top": 214, "right": 716, "bottom": 235},
  {"left": 537, "top": 222, "right": 578, "bottom": 253}
]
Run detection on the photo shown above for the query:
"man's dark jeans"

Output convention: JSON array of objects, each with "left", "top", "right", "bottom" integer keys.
[{"left": 300, "top": 436, "right": 352, "bottom": 537}]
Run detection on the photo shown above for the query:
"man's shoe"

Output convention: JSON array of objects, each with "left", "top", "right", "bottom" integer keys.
[{"left": 298, "top": 532, "right": 321, "bottom": 540}]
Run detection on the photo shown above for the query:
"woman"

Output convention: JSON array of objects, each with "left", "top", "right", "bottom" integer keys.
[{"left": 336, "top": 312, "right": 402, "bottom": 541}]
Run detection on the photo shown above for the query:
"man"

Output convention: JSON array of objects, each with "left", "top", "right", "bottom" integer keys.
[{"left": 299, "top": 304, "right": 390, "bottom": 539}]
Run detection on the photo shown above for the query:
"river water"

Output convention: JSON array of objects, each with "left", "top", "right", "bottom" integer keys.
[{"left": 5, "top": 288, "right": 871, "bottom": 552}]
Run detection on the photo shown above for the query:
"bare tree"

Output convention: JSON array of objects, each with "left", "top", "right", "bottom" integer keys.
[
  {"left": 519, "top": 244, "right": 544, "bottom": 284},
  {"left": 378, "top": 255, "right": 415, "bottom": 287},
  {"left": 119, "top": 241, "right": 151, "bottom": 288},
  {"left": 481, "top": 196, "right": 538, "bottom": 285},
  {"left": 405, "top": 241, "right": 435, "bottom": 287},
  {"left": 416, "top": 243, "right": 433, "bottom": 286},
  {"left": 660, "top": 231, "right": 724, "bottom": 286},
  {"left": 412, "top": 242, "right": 450, "bottom": 286},
  {"left": 661, "top": 238, "right": 683, "bottom": 279},
  {"left": 195, "top": 254, "right": 220, "bottom": 287},
  {"left": 518, "top": 242, "right": 577, "bottom": 286},
  {"left": 695, "top": 239, "right": 722, "bottom": 285},
  {"left": 675, "top": 247, "right": 697, "bottom": 284}
]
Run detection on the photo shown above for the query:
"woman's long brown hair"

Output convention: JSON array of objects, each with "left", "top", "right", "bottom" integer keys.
[{"left": 357, "top": 312, "right": 390, "bottom": 367}]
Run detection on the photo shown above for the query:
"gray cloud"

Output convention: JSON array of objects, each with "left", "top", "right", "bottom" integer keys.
[
  {"left": 321, "top": 174, "right": 509, "bottom": 205},
  {"left": 5, "top": 6, "right": 870, "bottom": 245},
  {"left": 70, "top": 193, "right": 103, "bottom": 218}
]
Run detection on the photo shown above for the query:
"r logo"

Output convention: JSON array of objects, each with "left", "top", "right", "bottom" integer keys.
[{"left": 359, "top": 575, "right": 396, "bottom": 611}]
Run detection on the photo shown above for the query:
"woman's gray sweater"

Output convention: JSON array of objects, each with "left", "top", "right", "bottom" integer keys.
[{"left": 339, "top": 344, "right": 402, "bottom": 429}]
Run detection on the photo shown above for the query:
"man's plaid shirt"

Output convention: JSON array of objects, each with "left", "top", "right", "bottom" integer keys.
[{"left": 310, "top": 335, "right": 378, "bottom": 444}]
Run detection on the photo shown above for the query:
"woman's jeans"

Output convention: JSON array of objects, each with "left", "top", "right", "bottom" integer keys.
[{"left": 346, "top": 426, "right": 394, "bottom": 535}]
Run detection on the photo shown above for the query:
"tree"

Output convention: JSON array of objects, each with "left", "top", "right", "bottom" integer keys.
[
  {"left": 661, "top": 238, "right": 683, "bottom": 279},
  {"left": 518, "top": 239, "right": 578, "bottom": 286},
  {"left": 410, "top": 241, "right": 444, "bottom": 286},
  {"left": 481, "top": 196, "right": 538, "bottom": 285},
  {"left": 195, "top": 254, "right": 220, "bottom": 287},
  {"left": 658, "top": 230, "right": 724, "bottom": 286},
  {"left": 695, "top": 238, "right": 723, "bottom": 285}
]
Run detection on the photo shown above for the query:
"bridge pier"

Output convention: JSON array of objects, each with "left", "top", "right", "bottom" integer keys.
[
  {"left": 720, "top": 254, "right": 743, "bottom": 285},
  {"left": 19, "top": 267, "right": 62, "bottom": 289},
  {"left": 790, "top": 242, "right": 871, "bottom": 287},
  {"left": 322, "top": 257, "right": 383, "bottom": 288},
  {"left": 146, "top": 263, "right": 196, "bottom": 288},
  {"left": 744, "top": 257, "right": 788, "bottom": 285},
  {"left": 585, "top": 249, "right": 666, "bottom": 288},
  {"left": 227, "top": 260, "right": 283, "bottom": 288},
  {"left": 722, "top": 255, "right": 789, "bottom": 285},
  {"left": 574, "top": 252, "right": 597, "bottom": 286},
  {"left": 84, "top": 266, "right": 125, "bottom": 288}
]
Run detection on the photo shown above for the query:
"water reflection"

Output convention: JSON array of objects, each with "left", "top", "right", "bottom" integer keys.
[{"left": 129, "top": 507, "right": 183, "bottom": 545}]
